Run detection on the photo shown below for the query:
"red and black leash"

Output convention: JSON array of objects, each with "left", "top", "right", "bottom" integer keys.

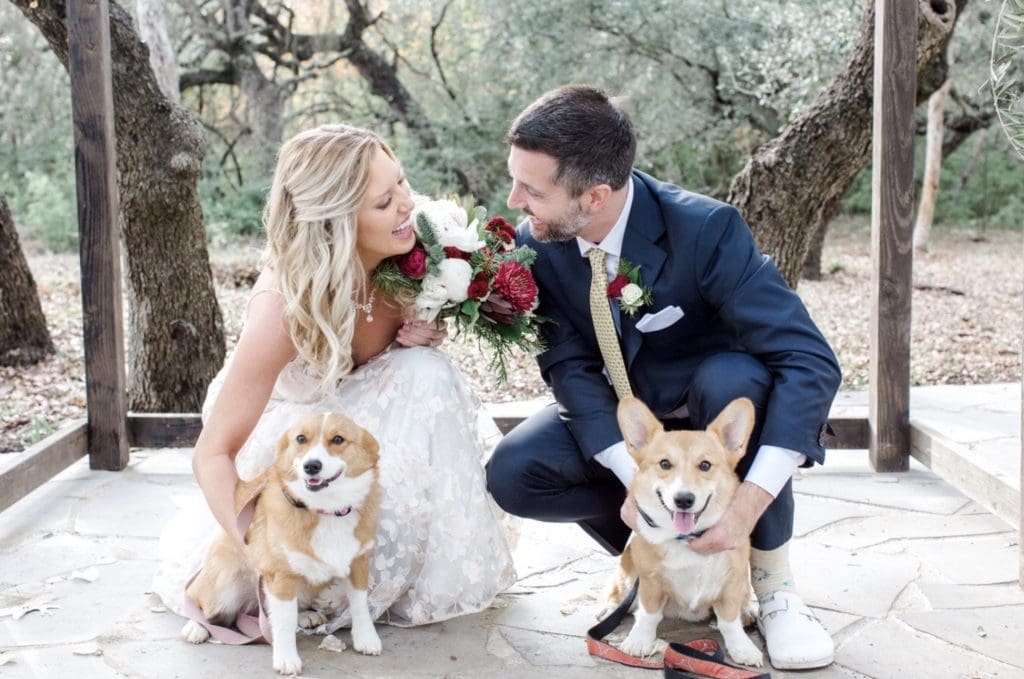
[{"left": 586, "top": 581, "right": 771, "bottom": 679}]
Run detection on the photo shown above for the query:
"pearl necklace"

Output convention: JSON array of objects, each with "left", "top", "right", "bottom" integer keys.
[{"left": 354, "top": 288, "right": 376, "bottom": 322}]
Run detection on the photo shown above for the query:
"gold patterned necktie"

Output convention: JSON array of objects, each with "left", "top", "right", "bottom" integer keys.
[{"left": 587, "top": 248, "right": 633, "bottom": 400}]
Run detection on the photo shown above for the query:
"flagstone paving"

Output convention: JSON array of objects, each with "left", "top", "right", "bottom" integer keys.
[{"left": 1, "top": 386, "right": 1021, "bottom": 678}]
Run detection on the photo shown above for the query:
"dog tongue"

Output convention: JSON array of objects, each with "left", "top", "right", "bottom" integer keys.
[{"left": 673, "top": 511, "right": 696, "bottom": 535}]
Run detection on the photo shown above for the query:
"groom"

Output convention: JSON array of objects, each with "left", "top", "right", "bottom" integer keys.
[{"left": 486, "top": 85, "right": 841, "bottom": 670}]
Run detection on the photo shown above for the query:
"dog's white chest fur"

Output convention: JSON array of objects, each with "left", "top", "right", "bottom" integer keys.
[
  {"left": 282, "top": 517, "right": 367, "bottom": 585},
  {"left": 663, "top": 545, "right": 731, "bottom": 612}
]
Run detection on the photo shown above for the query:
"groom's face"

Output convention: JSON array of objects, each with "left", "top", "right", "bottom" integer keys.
[{"left": 507, "top": 146, "right": 590, "bottom": 243}]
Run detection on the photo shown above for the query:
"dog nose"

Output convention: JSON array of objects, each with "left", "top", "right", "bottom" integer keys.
[
  {"left": 673, "top": 492, "right": 695, "bottom": 510},
  {"left": 304, "top": 459, "right": 322, "bottom": 476}
]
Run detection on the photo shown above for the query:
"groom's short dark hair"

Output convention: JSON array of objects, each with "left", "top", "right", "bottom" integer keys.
[{"left": 507, "top": 85, "right": 636, "bottom": 198}]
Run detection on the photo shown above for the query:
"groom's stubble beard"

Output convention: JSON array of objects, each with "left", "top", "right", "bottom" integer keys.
[{"left": 530, "top": 199, "right": 591, "bottom": 243}]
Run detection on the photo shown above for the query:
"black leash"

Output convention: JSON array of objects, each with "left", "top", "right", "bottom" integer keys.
[{"left": 586, "top": 580, "right": 771, "bottom": 679}]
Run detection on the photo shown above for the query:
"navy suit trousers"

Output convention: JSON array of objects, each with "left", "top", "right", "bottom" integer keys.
[{"left": 486, "top": 351, "right": 795, "bottom": 554}]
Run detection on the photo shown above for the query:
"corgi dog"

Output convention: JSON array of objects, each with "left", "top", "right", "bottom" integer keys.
[
  {"left": 608, "top": 396, "right": 763, "bottom": 668},
  {"left": 182, "top": 411, "right": 382, "bottom": 675}
]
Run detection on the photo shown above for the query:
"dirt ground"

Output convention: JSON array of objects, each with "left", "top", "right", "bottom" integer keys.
[{"left": 3, "top": 218, "right": 1021, "bottom": 453}]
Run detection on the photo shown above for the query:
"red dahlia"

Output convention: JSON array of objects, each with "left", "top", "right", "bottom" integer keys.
[{"left": 492, "top": 261, "right": 537, "bottom": 313}]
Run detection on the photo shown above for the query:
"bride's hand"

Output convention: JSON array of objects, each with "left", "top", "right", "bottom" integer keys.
[{"left": 396, "top": 318, "right": 447, "bottom": 347}]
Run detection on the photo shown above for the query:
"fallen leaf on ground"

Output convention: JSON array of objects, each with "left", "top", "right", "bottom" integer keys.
[
  {"left": 318, "top": 635, "right": 346, "bottom": 652},
  {"left": 70, "top": 567, "right": 99, "bottom": 582},
  {"left": 71, "top": 641, "right": 102, "bottom": 656}
]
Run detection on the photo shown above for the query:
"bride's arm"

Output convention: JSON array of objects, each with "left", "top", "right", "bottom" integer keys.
[{"left": 192, "top": 274, "right": 296, "bottom": 546}]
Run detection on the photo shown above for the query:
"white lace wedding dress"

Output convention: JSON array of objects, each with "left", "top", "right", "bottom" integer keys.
[{"left": 152, "top": 344, "right": 516, "bottom": 630}]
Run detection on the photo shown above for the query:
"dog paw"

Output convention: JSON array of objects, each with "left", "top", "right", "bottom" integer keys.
[
  {"left": 619, "top": 632, "right": 660, "bottom": 658},
  {"left": 297, "top": 610, "right": 327, "bottom": 629},
  {"left": 352, "top": 627, "right": 382, "bottom": 656},
  {"left": 181, "top": 620, "right": 210, "bottom": 644},
  {"left": 273, "top": 650, "right": 302, "bottom": 675},
  {"left": 726, "top": 639, "right": 764, "bottom": 668},
  {"left": 741, "top": 596, "right": 759, "bottom": 626}
]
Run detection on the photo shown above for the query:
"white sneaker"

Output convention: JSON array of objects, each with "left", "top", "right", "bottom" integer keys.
[{"left": 756, "top": 591, "right": 834, "bottom": 670}]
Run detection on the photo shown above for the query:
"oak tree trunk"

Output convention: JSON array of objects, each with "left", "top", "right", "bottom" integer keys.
[
  {"left": 136, "top": 0, "right": 179, "bottom": 103},
  {"left": 239, "top": 62, "right": 286, "bottom": 178},
  {"left": 13, "top": 0, "right": 226, "bottom": 412},
  {"left": 728, "top": 0, "right": 963, "bottom": 288},
  {"left": 914, "top": 76, "right": 952, "bottom": 252},
  {"left": 0, "top": 193, "right": 54, "bottom": 366}
]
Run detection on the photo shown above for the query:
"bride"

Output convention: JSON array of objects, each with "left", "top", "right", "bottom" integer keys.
[{"left": 152, "top": 124, "right": 515, "bottom": 630}]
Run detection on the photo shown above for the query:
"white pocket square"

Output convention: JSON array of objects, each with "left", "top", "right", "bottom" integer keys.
[{"left": 635, "top": 305, "right": 684, "bottom": 333}]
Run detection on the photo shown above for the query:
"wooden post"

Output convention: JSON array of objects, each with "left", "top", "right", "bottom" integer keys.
[
  {"left": 68, "top": 0, "right": 128, "bottom": 470},
  {"left": 869, "top": 0, "right": 916, "bottom": 472}
]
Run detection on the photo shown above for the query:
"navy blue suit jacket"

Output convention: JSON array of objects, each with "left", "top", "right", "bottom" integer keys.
[{"left": 518, "top": 171, "right": 841, "bottom": 465}]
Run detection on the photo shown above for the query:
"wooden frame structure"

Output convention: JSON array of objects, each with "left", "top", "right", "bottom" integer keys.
[{"left": 0, "top": 0, "right": 1020, "bottom": 586}]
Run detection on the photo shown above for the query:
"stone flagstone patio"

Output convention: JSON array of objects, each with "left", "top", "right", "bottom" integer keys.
[{"left": 1, "top": 387, "right": 1022, "bottom": 678}]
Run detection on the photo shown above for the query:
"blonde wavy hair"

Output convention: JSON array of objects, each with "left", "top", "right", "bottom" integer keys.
[{"left": 262, "top": 124, "right": 393, "bottom": 391}]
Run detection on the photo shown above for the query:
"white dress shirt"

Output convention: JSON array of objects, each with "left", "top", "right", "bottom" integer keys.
[{"left": 579, "top": 181, "right": 806, "bottom": 498}]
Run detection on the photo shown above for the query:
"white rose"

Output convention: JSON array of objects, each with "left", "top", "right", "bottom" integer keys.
[
  {"left": 437, "top": 226, "right": 485, "bottom": 253},
  {"left": 620, "top": 283, "right": 644, "bottom": 306},
  {"left": 438, "top": 258, "right": 473, "bottom": 303},
  {"left": 417, "top": 199, "right": 467, "bottom": 230},
  {"left": 416, "top": 199, "right": 485, "bottom": 252}
]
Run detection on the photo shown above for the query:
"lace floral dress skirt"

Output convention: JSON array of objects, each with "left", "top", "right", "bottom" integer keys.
[{"left": 152, "top": 345, "right": 516, "bottom": 630}]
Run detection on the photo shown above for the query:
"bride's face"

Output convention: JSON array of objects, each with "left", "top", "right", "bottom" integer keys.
[{"left": 356, "top": 146, "right": 416, "bottom": 270}]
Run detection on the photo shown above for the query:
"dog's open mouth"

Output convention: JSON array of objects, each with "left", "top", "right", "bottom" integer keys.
[
  {"left": 657, "top": 490, "right": 712, "bottom": 536},
  {"left": 305, "top": 469, "right": 343, "bottom": 492}
]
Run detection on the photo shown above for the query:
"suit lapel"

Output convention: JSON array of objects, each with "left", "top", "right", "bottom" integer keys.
[{"left": 620, "top": 175, "right": 667, "bottom": 369}]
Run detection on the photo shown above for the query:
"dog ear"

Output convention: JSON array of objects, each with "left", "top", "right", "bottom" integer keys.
[
  {"left": 707, "top": 397, "right": 755, "bottom": 467},
  {"left": 617, "top": 396, "right": 663, "bottom": 462},
  {"left": 360, "top": 429, "right": 380, "bottom": 463}
]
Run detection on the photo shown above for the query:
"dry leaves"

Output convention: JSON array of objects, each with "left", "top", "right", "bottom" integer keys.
[{"left": 3, "top": 221, "right": 1020, "bottom": 454}]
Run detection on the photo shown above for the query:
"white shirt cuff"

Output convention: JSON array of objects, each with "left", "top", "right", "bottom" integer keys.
[
  {"left": 593, "top": 441, "right": 636, "bottom": 487},
  {"left": 744, "top": 445, "right": 806, "bottom": 498}
]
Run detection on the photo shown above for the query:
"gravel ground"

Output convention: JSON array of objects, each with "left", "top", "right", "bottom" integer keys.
[{"left": 3, "top": 218, "right": 1020, "bottom": 453}]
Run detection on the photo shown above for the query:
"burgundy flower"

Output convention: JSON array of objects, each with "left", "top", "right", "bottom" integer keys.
[
  {"left": 485, "top": 216, "right": 516, "bottom": 244},
  {"left": 492, "top": 261, "right": 537, "bottom": 313},
  {"left": 395, "top": 244, "right": 427, "bottom": 279},
  {"left": 443, "top": 246, "right": 472, "bottom": 261},
  {"left": 607, "top": 274, "right": 628, "bottom": 299},
  {"left": 467, "top": 272, "right": 490, "bottom": 300}
]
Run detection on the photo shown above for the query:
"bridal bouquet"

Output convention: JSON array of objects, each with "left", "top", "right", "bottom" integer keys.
[{"left": 372, "top": 197, "right": 545, "bottom": 381}]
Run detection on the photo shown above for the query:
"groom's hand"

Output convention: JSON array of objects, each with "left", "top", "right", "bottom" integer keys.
[
  {"left": 688, "top": 481, "right": 772, "bottom": 554},
  {"left": 396, "top": 319, "right": 448, "bottom": 347}
]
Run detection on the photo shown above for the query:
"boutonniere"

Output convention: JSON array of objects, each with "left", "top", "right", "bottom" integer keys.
[{"left": 607, "top": 258, "right": 653, "bottom": 317}]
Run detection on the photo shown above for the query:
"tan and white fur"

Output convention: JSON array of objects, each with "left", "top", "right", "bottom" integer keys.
[
  {"left": 608, "top": 396, "right": 763, "bottom": 667},
  {"left": 182, "top": 412, "right": 382, "bottom": 675}
]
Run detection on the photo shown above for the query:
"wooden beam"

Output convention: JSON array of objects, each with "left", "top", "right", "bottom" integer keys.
[
  {"left": 68, "top": 0, "right": 128, "bottom": 470},
  {"left": 0, "top": 420, "right": 88, "bottom": 513},
  {"left": 869, "top": 0, "right": 916, "bottom": 471},
  {"left": 127, "top": 413, "right": 202, "bottom": 448},
  {"left": 910, "top": 421, "right": 1020, "bottom": 530},
  {"left": 118, "top": 407, "right": 870, "bottom": 451}
]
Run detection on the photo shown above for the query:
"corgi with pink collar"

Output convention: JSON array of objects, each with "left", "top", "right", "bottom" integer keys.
[{"left": 183, "top": 411, "right": 381, "bottom": 675}]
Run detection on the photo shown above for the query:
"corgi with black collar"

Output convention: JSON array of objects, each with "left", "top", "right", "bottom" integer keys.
[
  {"left": 183, "top": 411, "right": 382, "bottom": 675},
  {"left": 608, "top": 396, "right": 763, "bottom": 668}
]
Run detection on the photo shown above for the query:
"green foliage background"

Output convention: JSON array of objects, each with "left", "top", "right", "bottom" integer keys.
[{"left": 0, "top": 0, "right": 1019, "bottom": 253}]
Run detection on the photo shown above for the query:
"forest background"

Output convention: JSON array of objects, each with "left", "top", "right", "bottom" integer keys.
[{"left": 1, "top": 0, "right": 1021, "bottom": 452}]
